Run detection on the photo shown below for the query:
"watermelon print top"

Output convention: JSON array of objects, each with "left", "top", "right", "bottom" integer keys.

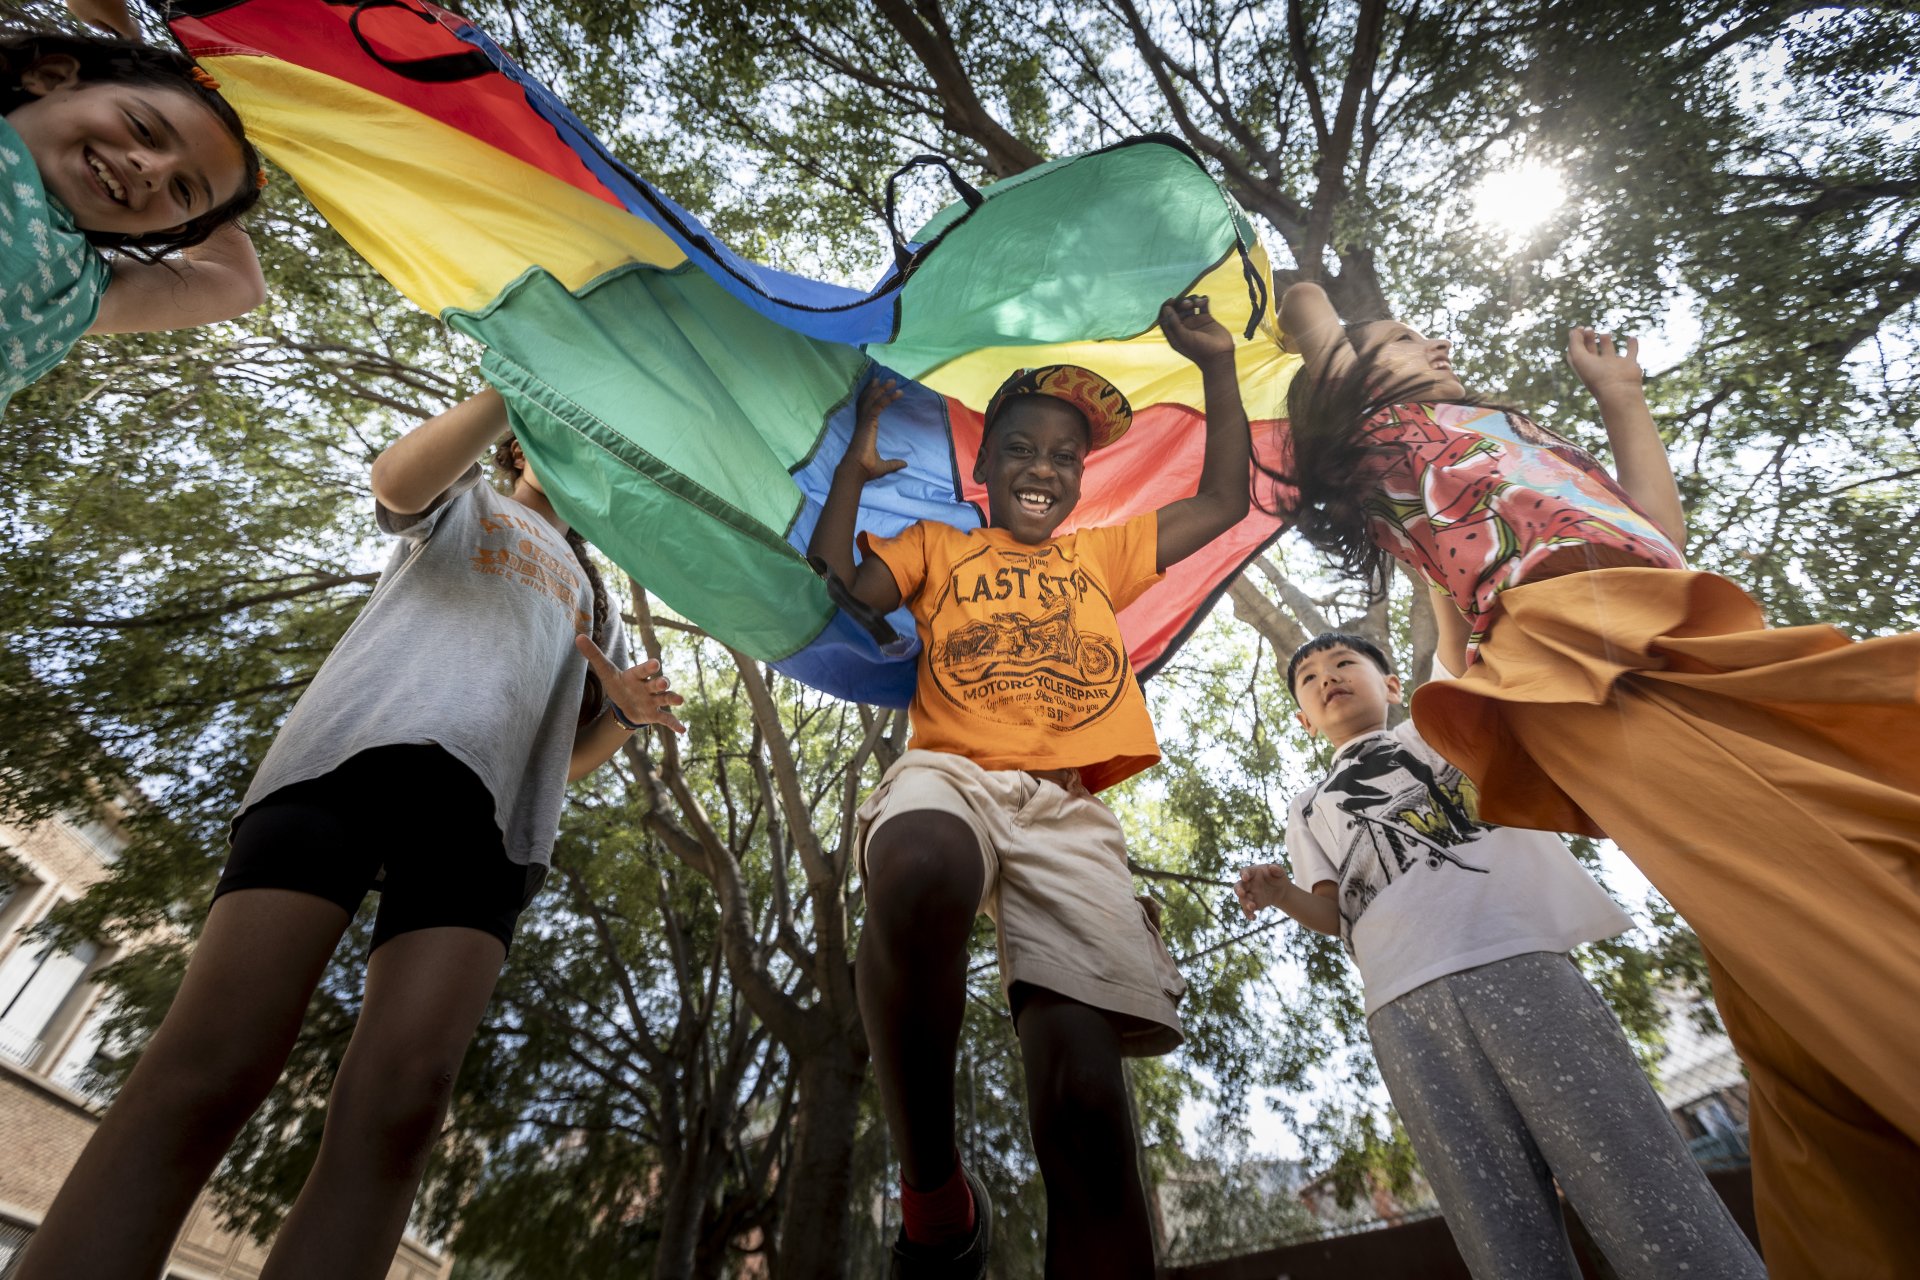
[{"left": 1364, "top": 402, "right": 1684, "bottom": 658}]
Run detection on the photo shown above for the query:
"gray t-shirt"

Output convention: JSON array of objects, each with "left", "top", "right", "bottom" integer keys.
[{"left": 238, "top": 465, "right": 628, "bottom": 900}]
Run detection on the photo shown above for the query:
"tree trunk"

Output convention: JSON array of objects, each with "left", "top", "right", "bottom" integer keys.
[
  {"left": 654, "top": 1143, "right": 726, "bottom": 1280},
  {"left": 1401, "top": 563, "right": 1439, "bottom": 697},
  {"left": 772, "top": 1054, "right": 869, "bottom": 1280},
  {"left": 652, "top": 1155, "right": 700, "bottom": 1280}
]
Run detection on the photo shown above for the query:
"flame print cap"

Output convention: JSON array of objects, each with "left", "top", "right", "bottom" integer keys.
[{"left": 983, "top": 364, "right": 1134, "bottom": 451}]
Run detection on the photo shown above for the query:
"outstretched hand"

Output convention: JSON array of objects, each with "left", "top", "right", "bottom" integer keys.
[
  {"left": 577, "top": 637, "right": 688, "bottom": 735},
  {"left": 1566, "top": 327, "right": 1644, "bottom": 400},
  {"left": 840, "top": 378, "right": 907, "bottom": 483},
  {"left": 1233, "top": 863, "right": 1290, "bottom": 921},
  {"left": 1158, "top": 294, "right": 1235, "bottom": 366}
]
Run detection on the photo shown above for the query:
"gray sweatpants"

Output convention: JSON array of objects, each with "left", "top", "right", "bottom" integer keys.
[{"left": 1367, "top": 951, "right": 1765, "bottom": 1280}]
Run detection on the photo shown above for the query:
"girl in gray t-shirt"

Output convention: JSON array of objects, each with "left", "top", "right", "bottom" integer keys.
[{"left": 16, "top": 389, "right": 687, "bottom": 1280}]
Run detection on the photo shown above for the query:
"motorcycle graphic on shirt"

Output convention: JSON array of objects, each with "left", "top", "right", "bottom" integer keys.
[
  {"left": 942, "top": 595, "right": 1122, "bottom": 682},
  {"left": 927, "top": 541, "right": 1129, "bottom": 730}
]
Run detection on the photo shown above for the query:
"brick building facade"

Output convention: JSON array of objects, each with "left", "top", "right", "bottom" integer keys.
[{"left": 0, "top": 806, "right": 453, "bottom": 1280}]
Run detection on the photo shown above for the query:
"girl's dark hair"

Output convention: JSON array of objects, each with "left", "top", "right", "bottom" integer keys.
[
  {"left": 1, "top": 31, "right": 263, "bottom": 258},
  {"left": 1258, "top": 319, "right": 1519, "bottom": 593},
  {"left": 493, "top": 432, "right": 611, "bottom": 727}
]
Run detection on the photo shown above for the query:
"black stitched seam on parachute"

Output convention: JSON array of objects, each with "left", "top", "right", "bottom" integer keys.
[
  {"left": 785, "top": 363, "right": 872, "bottom": 479},
  {"left": 1133, "top": 523, "right": 1292, "bottom": 685},
  {"left": 434, "top": 23, "right": 1241, "bottom": 329},
  {"left": 470, "top": 337, "right": 836, "bottom": 665}
]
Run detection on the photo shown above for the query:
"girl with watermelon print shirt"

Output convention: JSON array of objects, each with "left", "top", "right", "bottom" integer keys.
[
  {"left": 1273, "top": 281, "right": 1920, "bottom": 1280},
  {"left": 1362, "top": 394, "right": 1684, "bottom": 659}
]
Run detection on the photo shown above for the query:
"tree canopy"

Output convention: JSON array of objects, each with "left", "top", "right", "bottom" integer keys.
[{"left": 2, "top": 0, "right": 1914, "bottom": 1275}]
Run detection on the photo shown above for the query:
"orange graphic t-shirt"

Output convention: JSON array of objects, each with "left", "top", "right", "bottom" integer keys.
[{"left": 859, "top": 513, "right": 1164, "bottom": 792}]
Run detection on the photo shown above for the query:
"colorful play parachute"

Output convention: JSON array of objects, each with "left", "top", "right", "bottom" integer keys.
[{"left": 166, "top": 0, "right": 1298, "bottom": 707}]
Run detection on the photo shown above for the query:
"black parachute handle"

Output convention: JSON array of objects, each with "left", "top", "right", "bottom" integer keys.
[
  {"left": 884, "top": 155, "right": 984, "bottom": 273},
  {"left": 1234, "top": 236, "right": 1270, "bottom": 341},
  {"left": 806, "top": 556, "right": 902, "bottom": 647},
  {"left": 328, "top": 0, "right": 496, "bottom": 83}
]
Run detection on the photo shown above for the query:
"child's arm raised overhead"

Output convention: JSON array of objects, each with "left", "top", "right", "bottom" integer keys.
[
  {"left": 807, "top": 378, "right": 906, "bottom": 613},
  {"left": 67, "top": 0, "right": 137, "bottom": 36},
  {"left": 371, "top": 388, "right": 509, "bottom": 516},
  {"left": 1152, "top": 295, "right": 1252, "bottom": 571},
  {"left": 89, "top": 222, "right": 267, "bottom": 334},
  {"left": 1235, "top": 863, "right": 1340, "bottom": 936},
  {"left": 1567, "top": 327, "right": 1687, "bottom": 548},
  {"left": 1278, "top": 281, "right": 1357, "bottom": 384}
]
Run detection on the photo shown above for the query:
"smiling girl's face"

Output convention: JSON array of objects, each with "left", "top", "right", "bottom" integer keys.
[
  {"left": 7, "top": 57, "right": 248, "bottom": 238},
  {"left": 1352, "top": 320, "right": 1466, "bottom": 402}
]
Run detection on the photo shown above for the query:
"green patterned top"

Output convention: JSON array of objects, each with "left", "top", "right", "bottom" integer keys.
[{"left": 0, "top": 116, "right": 111, "bottom": 413}]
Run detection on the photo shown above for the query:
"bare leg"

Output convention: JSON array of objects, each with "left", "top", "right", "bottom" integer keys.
[
  {"left": 855, "top": 812, "right": 985, "bottom": 1190},
  {"left": 13, "top": 889, "right": 351, "bottom": 1280},
  {"left": 259, "top": 925, "right": 505, "bottom": 1280},
  {"left": 1015, "top": 987, "right": 1154, "bottom": 1280}
]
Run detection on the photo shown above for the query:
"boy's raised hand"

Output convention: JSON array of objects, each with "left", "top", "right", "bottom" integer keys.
[
  {"left": 1158, "top": 294, "right": 1235, "bottom": 366},
  {"left": 840, "top": 378, "right": 907, "bottom": 483},
  {"left": 576, "top": 637, "right": 689, "bottom": 735},
  {"left": 1566, "top": 327, "right": 1644, "bottom": 401},
  {"left": 1233, "top": 863, "right": 1291, "bottom": 920}
]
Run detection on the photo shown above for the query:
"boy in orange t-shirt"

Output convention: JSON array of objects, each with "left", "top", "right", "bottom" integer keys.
[{"left": 810, "top": 296, "right": 1249, "bottom": 1278}]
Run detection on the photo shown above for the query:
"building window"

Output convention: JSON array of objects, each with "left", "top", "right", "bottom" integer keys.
[
  {"left": 48, "top": 999, "right": 118, "bottom": 1101},
  {"left": 0, "top": 1215, "right": 34, "bottom": 1279},
  {"left": 64, "top": 814, "right": 124, "bottom": 865},
  {"left": 0, "top": 865, "right": 41, "bottom": 938},
  {"left": 0, "top": 937, "right": 99, "bottom": 1069}
]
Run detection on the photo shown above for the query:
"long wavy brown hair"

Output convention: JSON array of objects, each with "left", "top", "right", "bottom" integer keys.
[
  {"left": 1, "top": 30, "right": 264, "bottom": 259},
  {"left": 493, "top": 431, "right": 612, "bottom": 727},
  {"left": 1259, "top": 320, "right": 1518, "bottom": 593}
]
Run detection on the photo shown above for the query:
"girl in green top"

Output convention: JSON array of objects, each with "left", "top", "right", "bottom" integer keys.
[{"left": 1, "top": 21, "right": 266, "bottom": 411}]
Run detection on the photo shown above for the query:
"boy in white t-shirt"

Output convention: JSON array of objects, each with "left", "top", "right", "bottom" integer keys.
[{"left": 1235, "top": 631, "right": 1763, "bottom": 1280}]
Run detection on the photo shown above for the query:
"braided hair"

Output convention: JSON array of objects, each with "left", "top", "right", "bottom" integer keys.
[
  {"left": 1, "top": 30, "right": 264, "bottom": 259},
  {"left": 492, "top": 431, "right": 611, "bottom": 726}
]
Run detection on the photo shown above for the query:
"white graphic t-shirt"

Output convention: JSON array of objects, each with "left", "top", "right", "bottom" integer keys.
[{"left": 1287, "top": 719, "right": 1630, "bottom": 1015}]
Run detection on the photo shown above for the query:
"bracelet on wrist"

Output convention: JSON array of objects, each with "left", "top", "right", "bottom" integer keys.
[{"left": 607, "top": 701, "right": 643, "bottom": 732}]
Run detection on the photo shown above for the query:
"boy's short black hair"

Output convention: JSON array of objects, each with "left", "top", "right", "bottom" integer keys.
[{"left": 1286, "top": 631, "right": 1393, "bottom": 701}]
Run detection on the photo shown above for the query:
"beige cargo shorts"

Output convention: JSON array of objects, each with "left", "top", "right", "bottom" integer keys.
[{"left": 857, "top": 749, "right": 1187, "bottom": 1056}]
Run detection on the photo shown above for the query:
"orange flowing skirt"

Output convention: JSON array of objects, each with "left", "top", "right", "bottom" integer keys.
[{"left": 1412, "top": 568, "right": 1920, "bottom": 1279}]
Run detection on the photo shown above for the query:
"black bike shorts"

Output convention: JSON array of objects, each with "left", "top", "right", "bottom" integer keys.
[{"left": 215, "top": 743, "right": 532, "bottom": 952}]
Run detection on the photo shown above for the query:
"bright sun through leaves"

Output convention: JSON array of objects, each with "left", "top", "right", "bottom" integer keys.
[{"left": 1472, "top": 162, "right": 1568, "bottom": 239}]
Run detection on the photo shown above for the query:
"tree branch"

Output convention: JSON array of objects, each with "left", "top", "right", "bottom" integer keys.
[
  {"left": 1251, "top": 554, "right": 1335, "bottom": 636},
  {"left": 623, "top": 581, "right": 811, "bottom": 1048},
  {"left": 45, "top": 573, "right": 379, "bottom": 630},
  {"left": 869, "top": 0, "right": 1046, "bottom": 176},
  {"left": 1228, "top": 574, "right": 1309, "bottom": 660}
]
